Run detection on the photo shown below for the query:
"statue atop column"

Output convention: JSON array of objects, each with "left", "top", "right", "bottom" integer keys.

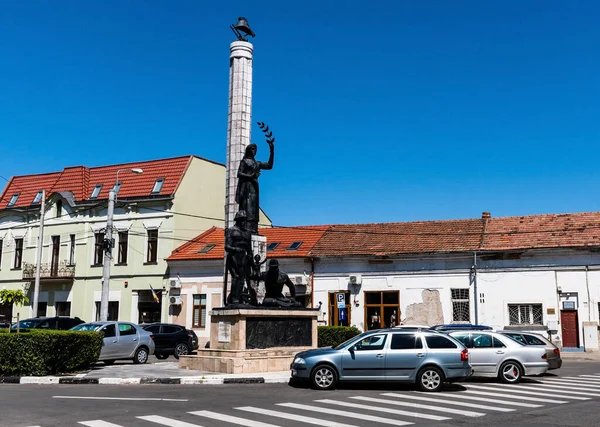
[{"left": 235, "top": 122, "right": 274, "bottom": 234}]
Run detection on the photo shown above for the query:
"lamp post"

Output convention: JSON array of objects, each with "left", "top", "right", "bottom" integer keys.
[{"left": 99, "top": 168, "right": 143, "bottom": 321}]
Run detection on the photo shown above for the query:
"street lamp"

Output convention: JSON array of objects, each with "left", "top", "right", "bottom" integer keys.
[{"left": 99, "top": 168, "right": 143, "bottom": 322}]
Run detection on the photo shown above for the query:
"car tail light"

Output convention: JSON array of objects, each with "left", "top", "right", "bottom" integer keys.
[
  {"left": 542, "top": 353, "right": 547, "bottom": 360},
  {"left": 150, "top": 334, "right": 155, "bottom": 341},
  {"left": 554, "top": 348, "right": 560, "bottom": 356},
  {"left": 461, "top": 349, "right": 469, "bottom": 362}
]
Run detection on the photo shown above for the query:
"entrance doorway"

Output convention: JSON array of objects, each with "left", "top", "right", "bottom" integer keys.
[
  {"left": 138, "top": 290, "right": 163, "bottom": 324},
  {"left": 560, "top": 310, "right": 579, "bottom": 348},
  {"left": 328, "top": 291, "right": 351, "bottom": 326},
  {"left": 365, "top": 291, "right": 400, "bottom": 331}
]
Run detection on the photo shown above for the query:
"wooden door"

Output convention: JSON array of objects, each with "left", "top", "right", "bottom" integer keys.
[{"left": 560, "top": 310, "right": 579, "bottom": 348}]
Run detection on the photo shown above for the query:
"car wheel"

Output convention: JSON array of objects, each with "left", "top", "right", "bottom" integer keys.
[
  {"left": 417, "top": 366, "right": 444, "bottom": 392},
  {"left": 173, "top": 343, "right": 190, "bottom": 360},
  {"left": 155, "top": 353, "right": 169, "bottom": 360},
  {"left": 498, "top": 361, "right": 522, "bottom": 383},
  {"left": 104, "top": 360, "right": 115, "bottom": 366},
  {"left": 310, "top": 364, "right": 338, "bottom": 390},
  {"left": 133, "top": 347, "right": 149, "bottom": 364}
]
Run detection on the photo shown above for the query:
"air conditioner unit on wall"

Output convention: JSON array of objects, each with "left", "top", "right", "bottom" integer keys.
[
  {"left": 295, "top": 275, "right": 308, "bottom": 285},
  {"left": 349, "top": 274, "right": 362, "bottom": 286},
  {"left": 170, "top": 279, "right": 181, "bottom": 289},
  {"left": 169, "top": 295, "right": 182, "bottom": 305}
]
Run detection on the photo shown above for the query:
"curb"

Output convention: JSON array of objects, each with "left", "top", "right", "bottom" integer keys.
[{"left": 0, "top": 375, "right": 291, "bottom": 385}]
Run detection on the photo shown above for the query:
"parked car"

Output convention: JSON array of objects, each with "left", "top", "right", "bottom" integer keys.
[
  {"left": 431, "top": 324, "right": 493, "bottom": 332},
  {"left": 141, "top": 323, "right": 196, "bottom": 359},
  {"left": 497, "top": 330, "right": 562, "bottom": 370},
  {"left": 290, "top": 328, "right": 472, "bottom": 391},
  {"left": 393, "top": 324, "right": 431, "bottom": 329},
  {"left": 71, "top": 321, "right": 155, "bottom": 364},
  {"left": 447, "top": 330, "right": 548, "bottom": 383},
  {"left": 10, "top": 316, "right": 84, "bottom": 331}
]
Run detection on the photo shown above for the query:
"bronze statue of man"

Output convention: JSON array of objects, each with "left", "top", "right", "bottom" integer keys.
[
  {"left": 225, "top": 210, "right": 252, "bottom": 305},
  {"left": 235, "top": 137, "right": 274, "bottom": 235},
  {"left": 261, "top": 259, "right": 302, "bottom": 308}
]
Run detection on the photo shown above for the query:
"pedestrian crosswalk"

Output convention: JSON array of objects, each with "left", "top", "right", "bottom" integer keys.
[{"left": 72, "top": 372, "right": 600, "bottom": 427}]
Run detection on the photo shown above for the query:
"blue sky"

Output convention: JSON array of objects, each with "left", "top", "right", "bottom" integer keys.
[{"left": 1, "top": 1, "right": 600, "bottom": 226}]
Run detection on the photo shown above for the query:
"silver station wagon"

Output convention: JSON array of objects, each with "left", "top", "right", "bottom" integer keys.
[
  {"left": 290, "top": 328, "right": 472, "bottom": 391},
  {"left": 448, "top": 330, "right": 549, "bottom": 383}
]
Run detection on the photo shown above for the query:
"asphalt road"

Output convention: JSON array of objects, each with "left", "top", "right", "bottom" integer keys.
[{"left": 3, "top": 361, "right": 600, "bottom": 427}]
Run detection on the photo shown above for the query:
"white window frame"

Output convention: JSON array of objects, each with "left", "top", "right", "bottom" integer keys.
[
  {"left": 508, "top": 303, "right": 544, "bottom": 326},
  {"left": 450, "top": 288, "right": 471, "bottom": 323},
  {"left": 90, "top": 184, "right": 102, "bottom": 199},
  {"left": 151, "top": 178, "right": 165, "bottom": 194},
  {"left": 8, "top": 193, "right": 19, "bottom": 207}
]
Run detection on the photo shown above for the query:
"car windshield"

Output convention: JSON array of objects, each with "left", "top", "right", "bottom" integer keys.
[
  {"left": 71, "top": 323, "right": 103, "bottom": 331},
  {"left": 10, "top": 319, "right": 43, "bottom": 329},
  {"left": 333, "top": 332, "right": 371, "bottom": 350}
]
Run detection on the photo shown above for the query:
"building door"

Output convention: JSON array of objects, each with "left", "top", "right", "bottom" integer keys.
[
  {"left": 328, "top": 291, "right": 351, "bottom": 326},
  {"left": 138, "top": 290, "right": 163, "bottom": 324},
  {"left": 365, "top": 291, "right": 400, "bottom": 331},
  {"left": 560, "top": 310, "right": 579, "bottom": 348},
  {"left": 51, "top": 236, "right": 60, "bottom": 277}
]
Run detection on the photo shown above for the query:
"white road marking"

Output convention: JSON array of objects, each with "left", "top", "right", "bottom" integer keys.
[
  {"left": 462, "top": 387, "right": 568, "bottom": 403},
  {"left": 190, "top": 410, "right": 281, "bottom": 427},
  {"left": 576, "top": 375, "right": 600, "bottom": 381},
  {"left": 427, "top": 392, "right": 543, "bottom": 408},
  {"left": 316, "top": 399, "right": 450, "bottom": 420},
  {"left": 379, "top": 392, "right": 515, "bottom": 412},
  {"left": 541, "top": 379, "right": 600, "bottom": 388},
  {"left": 235, "top": 406, "right": 361, "bottom": 427},
  {"left": 346, "top": 396, "right": 484, "bottom": 417},
  {"left": 78, "top": 422, "right": 124, "bottom": 427},
  {"left": 277, "top": 402, "right": 413, "bottom": 426},
  {"left": 54, "top": 396, "right": 188, "bottom": 402},
  {"left": 136, "top": 415, "right": 202, "bottom": 427},
  {"left": 475, "top": 384, "right": 590, "bottom": 400},
  {"left": 496, "top": 384, "right": 600, "bottom": 397}
]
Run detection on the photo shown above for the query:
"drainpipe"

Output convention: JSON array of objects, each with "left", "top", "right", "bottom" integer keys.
[
  {"left": 585, "top": 266, "right": 591, "bottom": 321},
  {"left": 473, "top": 252, "right": 479, "bottom": 325}
]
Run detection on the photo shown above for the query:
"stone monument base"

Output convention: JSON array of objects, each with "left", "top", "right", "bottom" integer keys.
[{"left": 178, "top": 307, "right": 318, "bottom": 374}]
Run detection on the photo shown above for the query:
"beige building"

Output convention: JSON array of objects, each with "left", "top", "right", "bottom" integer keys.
[{"left": 0, "top": 155, "right": 270, "bottom": 325}]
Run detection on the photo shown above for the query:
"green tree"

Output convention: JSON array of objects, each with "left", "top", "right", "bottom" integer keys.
[{"left": 0, "top": 289, "right": 29, "bottom": 307}]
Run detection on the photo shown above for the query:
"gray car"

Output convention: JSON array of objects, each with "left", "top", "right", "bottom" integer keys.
[
  {"left": 71, "top": 321, "right": 155, "bottom": 364},
  {"left": 497, "top": 330, "right": 562, "bottom": 370},
  {"left": 290, "top": 328, "right": 472, "bottom": 392},
  {"left": 448, "top": 330, "right": 549, "bottom": 383}
]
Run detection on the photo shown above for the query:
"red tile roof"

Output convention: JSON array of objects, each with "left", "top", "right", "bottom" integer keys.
[
  {"left": 0, "top": 156, "right": 201, "bottom": 209},
  {"left": 167, "top": 225, "right": 329, "bottom": 261},
  {"left": 309, "top": 219, "right": 485, "bottom": 257},
  {"left": 481, "top": 212, "right": 600, "bottom": 251}
]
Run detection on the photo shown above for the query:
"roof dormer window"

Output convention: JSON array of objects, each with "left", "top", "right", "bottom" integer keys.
[
  {"left": 32, "top": 191, "right": 43, "bottom": 204},
  {"left": 90, "top": 184, "right": 102, "bottom": 199},
  {"left": 7, "top": 193, "right": 19, "bottom": 207},
  {"left": 151, "top": 178, "right": 165, "bottom": 194}
]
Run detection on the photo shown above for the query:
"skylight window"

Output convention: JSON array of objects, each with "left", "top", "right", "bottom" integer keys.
[
  {"left": 287, "top": 241, "right": 303, "bottom": 251},
  {"left": 7, "top": 193, "right": 19, "bottom": 207},
  {"left": 32, "top": 191, "right": 43, "bottom": 204},
  {"left": 198, "top": 244, "right": 216, "bottom": 254},
  {"left": 152, "top": 178, "right": 165, "bottom": 194},
  {"left": 113, "top": 182, "right": 122, "bottom": 195},
  {"left": 267, "top": 242, "right": 280, "bottom": 251},
  {"left": 90, "top": 184, "right": 102, "bottom": 199}
]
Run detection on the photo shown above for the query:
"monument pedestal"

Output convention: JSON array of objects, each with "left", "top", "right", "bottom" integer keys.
[{"left": 179, "top": 308, "right": 319, "bottom": 374}]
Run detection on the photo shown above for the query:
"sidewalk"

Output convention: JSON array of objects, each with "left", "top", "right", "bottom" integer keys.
[{"left": 560, "top": 350, "right": 600, "bottom": 361}]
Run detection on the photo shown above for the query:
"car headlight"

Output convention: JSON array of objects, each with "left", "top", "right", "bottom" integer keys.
[{"left": 293, "top": 357, "right": 306, "bottom": 365}]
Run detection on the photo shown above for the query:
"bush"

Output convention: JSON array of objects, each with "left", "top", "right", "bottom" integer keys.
[
  {"left": 0, "top": 330, "right": 103, "bottom": 376},
  {"left": 318, "top": 326, "right": 362, "bottom": 348}
]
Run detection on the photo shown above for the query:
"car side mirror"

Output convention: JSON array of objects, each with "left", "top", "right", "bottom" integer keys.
[{"left": 349, "top": 345, "right": 357, "bottom": 353}]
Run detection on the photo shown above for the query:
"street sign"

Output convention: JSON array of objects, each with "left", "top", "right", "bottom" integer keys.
[
  {"left": 336, "top": 292, "right": 345, "bottom": 309},
  {"left": 338, "top": 307, "right": 347, "bottom": 322}
]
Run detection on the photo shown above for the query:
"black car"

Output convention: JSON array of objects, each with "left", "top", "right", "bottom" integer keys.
[
  {"left": 141, "top": 323, "right": 196, "bottom": 359},
  {"left": 10, "top": 316, "right": 85, "bottom": 331}
]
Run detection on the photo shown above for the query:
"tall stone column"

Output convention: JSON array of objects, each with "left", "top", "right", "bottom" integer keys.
[{"left": 225, "top": 41, "right": 253, "bottom": 230}]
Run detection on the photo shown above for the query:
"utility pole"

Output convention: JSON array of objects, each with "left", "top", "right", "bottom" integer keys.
[
  {"left": 100, "top": 188, "right": 115, "bottom": 322},
  {"left": 32, "top": 190, "right": 46, "bottom": 317}
]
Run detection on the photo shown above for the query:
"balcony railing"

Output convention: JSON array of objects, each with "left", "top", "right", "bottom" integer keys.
[{"left": 22, "top": 261, "right": 76, "bottom": 280}]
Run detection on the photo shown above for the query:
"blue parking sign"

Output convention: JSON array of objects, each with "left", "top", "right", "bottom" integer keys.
[{"left": 338, "top": 307, "right": 347, "bottom": 322}]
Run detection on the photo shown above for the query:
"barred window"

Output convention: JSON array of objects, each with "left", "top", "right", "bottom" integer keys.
[
  {"left": 451, "top": 288, "right": 470, "bottom": 322},
  {"left": 508, "top": 304, "right": 543, "bottom": 325}
]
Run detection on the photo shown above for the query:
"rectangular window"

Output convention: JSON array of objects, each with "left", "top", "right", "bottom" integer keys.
[
  {"left": 32, "top": 191, "right": 43, "bottom": 204},
  {"left": 451, "top": 288, "right": 471, "bottom": 322},
  {"left": 37, "top": 302, "right": 47, "bottom": 317},
  {"left": 8, "top": 194, "right": 19, "bottom": 207},
  {"left": 94, "top": 232, "right": 104, "bottom": 265},
  {"left": 95, "top": 301, "right": 119, "bottom": 321},
  {"left": 118, "top": 231, "right": 128, "bottom": 264},
  {"left": 113, "top": 182, "right": 122, "bottom": 195},
  {"left": 13, "top": 238, "right": 23, "bottom": 269},
  {"left": 147, "top": 229, "right": 158, "bottom": 263},
  {"left": 90, "top": 185, "right": 102, "bottom": 199},
  {"left": 391, "top": 334, "right": 423, "bottom": 350},
  {"left": 56, "top": 200, "right": 62, "bottom": 218},
  {"left": 55, "top": 301, "right": 71, "bottom": 317},
  {"left": 192, "top": 294, "right": 207, "bottom": 328},
  {"left": 152, "top": 178, "right": 165, "bottom": 194},
  {"left": 508, "top": 304, "right": 543, "bottom": 325},
  {"left": 364, "top": 290, "right": 400, "bottom": 331},
  {"left": 69, "top": 234, "right": 76, "bottom": 265},
  {"left": 0, "top": 239, "right": 3, "bottom": 269}
]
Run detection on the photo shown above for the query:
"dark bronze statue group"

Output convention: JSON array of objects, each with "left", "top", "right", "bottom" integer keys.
[{"left": 225, "top": 123, "right": 302, "bottom": 308}]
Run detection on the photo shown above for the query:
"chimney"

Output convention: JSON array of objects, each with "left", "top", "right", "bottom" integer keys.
[{"left": 482, "top": 212, "right": 491, "bottom": 219}]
